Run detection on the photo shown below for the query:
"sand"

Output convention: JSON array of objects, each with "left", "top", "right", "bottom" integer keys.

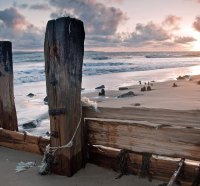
[
  {"left": 3, "top": 70, "right": 200, "bottom": 185},
  {"left": 82, "top": 75, "right": 200, "bottom": 110},
  {"left": 0, "top": 147, "right": 162, "bottom": 186},
  {"left": 14, "top": 72, "right": 200, "bottom": 136}
]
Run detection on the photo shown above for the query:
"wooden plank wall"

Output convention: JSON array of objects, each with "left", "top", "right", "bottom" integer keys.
[
  {"left": 86, "top": 118, "right": 200, "bottom": 161},
  {"left": 0, "top": 128, "right": 199, "bottom": 185},
  {"left": 88, "top": 146, "right": 199, "bottom": 186},
  {"left": 83, "top": 106, "right": 200, "bottom": 128},
  {"left": 0, "top": 129, "right": 49, "bottom": 154},
  {"left": 83, "top": 106, "right": 200, "bottom": 185},
  {"left": 0, "top": 105, "right": 200, "bottom": 184}
]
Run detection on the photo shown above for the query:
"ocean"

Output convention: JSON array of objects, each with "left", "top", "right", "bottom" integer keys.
[
  {"left": 13, "top": 51, "right": 200, "bottom": 85},
  {"left": 13, "top": 51, "right": 200, "bottom": 136}
]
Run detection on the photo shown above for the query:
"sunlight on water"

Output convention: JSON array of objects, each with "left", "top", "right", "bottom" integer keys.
[{"left": 190, "top": 65, "right": 200, "bottom": 75}]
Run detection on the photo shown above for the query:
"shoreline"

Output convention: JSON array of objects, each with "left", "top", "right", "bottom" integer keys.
[
  {"left": 82, "top": 74, "right": 200, "bottom": 110},
  {"left": 82, "top": 64, "right": 200, "bottom": 90},
  {"left": 13, "top": 66, "right": 200, "bottom": 136}
]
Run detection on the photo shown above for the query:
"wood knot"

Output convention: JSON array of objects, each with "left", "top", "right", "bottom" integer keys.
[
  {"left": 50, "top": 131, "right": 59, "bottom": 138},
  {"left": 49, "top": 108, "right": 67, "bottom": 116}
]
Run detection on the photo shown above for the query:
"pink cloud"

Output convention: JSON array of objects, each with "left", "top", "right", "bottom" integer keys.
[
  {"left": 193, "top": 16, "right": 200, "bottom": 32},
  {"left": 0, "top": 7, "right": 28, "bottom": 30},
  {"left": 0, "top": 7, "right": 43, "bottom": 50},
  {"left": 174, "top": 36, "right": 196, "bottom": 44},
  {"left": 162, "top": 15, "right": 181, "bottom": 30},
  {"left": 49, "top": 0, "right": 127, "bottom": 36}
]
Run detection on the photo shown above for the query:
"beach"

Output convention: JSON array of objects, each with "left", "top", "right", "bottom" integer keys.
[
  {"left": 0, "top": 147, "right": 162, "bottom": 186},
  {"left": 0, "top": 51, "right": 198, "bottom": 186},
  {"left": 83, "top": 74, "right": 200, "bottom": 110},
  {"left": 2, "top": 71, "right": 199, "bottom": 185},
  {"left": 14, "top": 65, "right": 200, "bottom": 136},
  {"left": 1, "top": 0, "right": 200, "bottom": 185}
]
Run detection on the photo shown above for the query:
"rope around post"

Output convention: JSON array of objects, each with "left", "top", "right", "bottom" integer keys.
[{"left": 39, "top": 105, "right": 82, "bottom": 175}]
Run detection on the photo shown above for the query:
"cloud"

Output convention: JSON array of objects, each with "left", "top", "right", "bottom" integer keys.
[
  {"left": 0, "top": 7, "right": 27, "bottom": 29},
  {"left": 119, "top": 17, "right": 195, "bottom": 50},
  {"left": 29, "top": 4, "right": 50, "bottom": 10},
  {"left": 49, "top": 1, "right": 186, "bottom": 49},
  {"left": 162, "top": 15, "right": 181, "bottom": 30},
  {"left": 0, "top": 7, "right": 43, "bottom": 50},
  {"left": 101, "top": 0, "right": 124, "bottom": 3},
  {"left": 193, "top": 16, "right": 200, "bottom": 32},
  {"left": 123, "top": 22, "right": 170, "bottom": 46},
  {"left": 48, "top": 0, "right": 127, "bottom": 36},
  {"left": 13, "top": 2, "right": 50, "bottom": 11},
  {"left": 13, "top": 2, "right": 29, "bottom": 9},
  {"left": 109, "top": 0, "right": 124, "bottom": 2},
  {"left": 174, "top": 36, "right": 196, "bottom": 44}
]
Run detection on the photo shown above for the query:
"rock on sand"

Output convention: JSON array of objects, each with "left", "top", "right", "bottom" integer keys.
[
  {"left": 95, "top": 85, "right": 105, "bottom": 89},
  {"left": 117, "top": 91, "right": 136, "bottom": 98}
]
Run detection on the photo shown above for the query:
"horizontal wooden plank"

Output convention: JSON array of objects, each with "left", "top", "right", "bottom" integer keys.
[
  {"left": 0, "top": 129, "right": 49, "bottom": 154},
  {"left": 83, "top": 106, "right": 200, "bottom": 128},
  {"left": 88, "top": 145, "right": 200, "bottom": 186},
  {"left": 86, "top": 118, "right": 200, "bottom": 161}
]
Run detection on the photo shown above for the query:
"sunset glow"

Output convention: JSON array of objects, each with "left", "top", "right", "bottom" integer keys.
[
  {"left": 0, "top": 0, "right": 200, "bottom": 51},
  {"left": 191, "top": 41, "right": 200, "bottom": 51}
]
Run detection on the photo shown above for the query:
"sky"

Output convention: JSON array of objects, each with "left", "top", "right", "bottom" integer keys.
[{"left": 0, "top": 0, "right": 200, "bottom": 51}]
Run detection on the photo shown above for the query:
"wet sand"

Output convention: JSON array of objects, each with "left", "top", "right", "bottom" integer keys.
[{"left": 83, "top": 75, "right": 200, "bottom": 110}]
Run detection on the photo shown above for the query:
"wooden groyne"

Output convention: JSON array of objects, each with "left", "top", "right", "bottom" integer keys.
[
  {"left": 0, "top": 105, "right": 200, "bottom": 185},
  {"left": 1, "top": 17, "right": 200, "bottom": 185},
  {"left": 0, "top": 41, "right": 18, "bottom": 131},
  {"left": 0, "top": 128, "right": 49, "bottom": 154},
  {"left": 83, "top": 106, "right": 200, "bottom": 185},
  {"left": 44, "top": 17, "right": 85, "bottom": 176}
]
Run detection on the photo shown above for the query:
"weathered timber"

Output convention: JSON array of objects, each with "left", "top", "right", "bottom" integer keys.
[
  {"left": 0, "top": 41, "right": 18, "bottom": 131},
  {"left": 83, "top": 106, "right": 200, "bottom": 128},
  {"left": 0, "top": 127, "right": 199, "bottom": 185},
  {"left": 0, "top": 129, "right": 49, "bottom": 154},
  {"left": 85, "top": 118, "right": 200, "bottom": 161},
  {"left": 88, "top": 145, "right": 199, "bottom": 186},
  {"left": 44, "top": 17, "right": 85, "bottom": 176}
]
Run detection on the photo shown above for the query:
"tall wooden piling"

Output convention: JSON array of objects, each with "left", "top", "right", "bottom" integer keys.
[
  {"left": 44, "top": 17, "right": 85, "bottom": 176},
  {"left": 0, "top": 41, "right": 18, "bottom": 131}
]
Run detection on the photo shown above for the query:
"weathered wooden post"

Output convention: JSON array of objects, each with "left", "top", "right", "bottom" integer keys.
[
  {"left": 44, "top": 17, "right": 85, "bottom": 176},
  {"left": 0, "top": 41, "right": 18, "bottom": 131}
]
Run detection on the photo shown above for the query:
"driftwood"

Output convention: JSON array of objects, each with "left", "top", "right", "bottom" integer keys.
[
  {"left": 0, "top": 41, "right": 18, "bottom": 131},
  {"left": 44, "top": 17, "right": 85, "bottom": 176},
  {"left": 0, "top": 129, "right": 49, "bottom": 154},
  {"left": 86, "top": 118, "right": 200, "bottom": 161}
]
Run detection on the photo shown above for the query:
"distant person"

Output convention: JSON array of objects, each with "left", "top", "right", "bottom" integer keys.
[
  {"left": 147, "top": 85, "right": 151, "bottom": 91},
  {"left": 172, "top": 83, "right": 178, "bottom": 87},
  {"left": 141, "top": 86, "right": 146, "bottom": 92},
  {"left": 99, "top": 88, "right": 105, "bottom": 96}
]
